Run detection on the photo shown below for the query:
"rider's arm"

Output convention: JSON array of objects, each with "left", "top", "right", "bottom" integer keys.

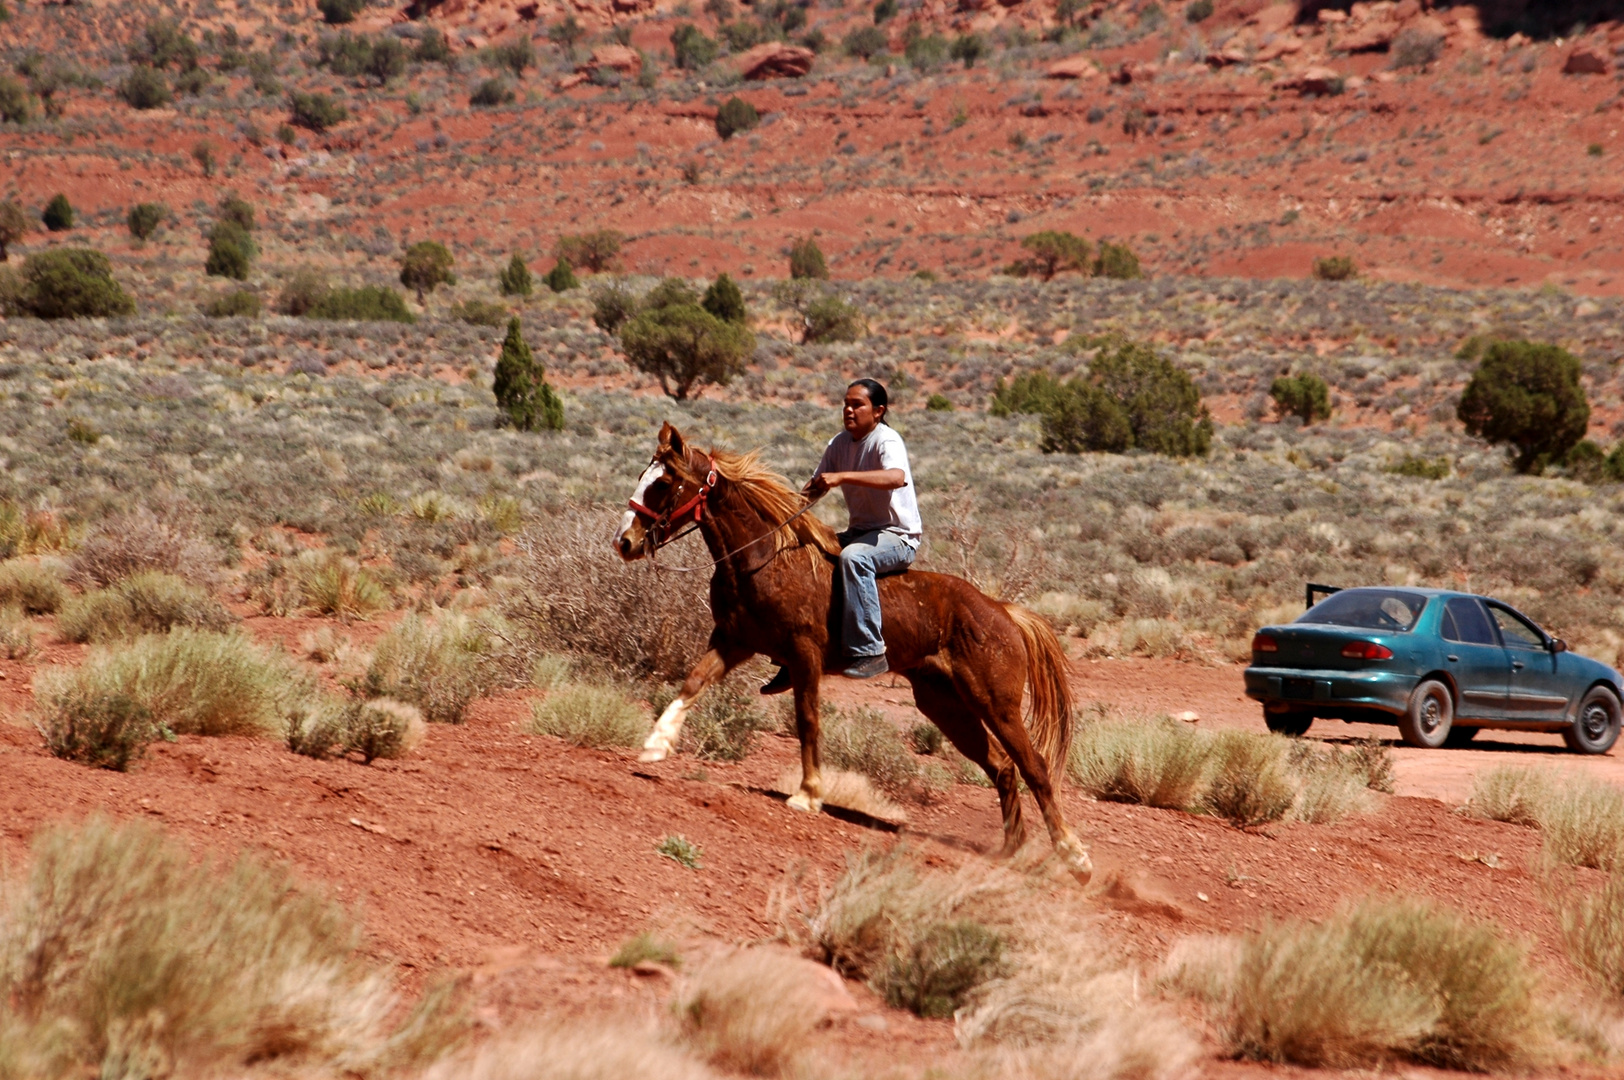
[{"left": 809, "top": 469, "right": 905, "bottom": 494}]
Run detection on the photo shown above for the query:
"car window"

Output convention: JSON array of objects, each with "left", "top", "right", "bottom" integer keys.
[
  {"left": 1296, "top": 589, "right": 1427, "bottom": 631},
  {"left": 1489, "top": 605, "right": 1545, "bottom": 650},
  {"left": 1442, "top": 598, "right": 1498, "bottom": 645}
]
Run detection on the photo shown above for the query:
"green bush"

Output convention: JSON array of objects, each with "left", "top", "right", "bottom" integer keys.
[
  {"left": 38, "top": 691, "right": 160, "bottom": 771},
  {"left": 288, "top": 90, "right": 347, "bottom": 131},
  {"left": 448, "top": 298, "right": 508, "bottom": 327},
  {"left": 57, "top": 571, "right": 233, "bottom": 643},
  {"left": 364, "top": 613, "right": 496, "bottom": 724},
  {"left": 490, "top": 37, "right": 535, "bottom": 77},
  {"left": 415, "top": 27, "right": 452, "bottom": 63},
  {"left": 1203, "top": 730, "right": 1296, "bottom": 828},
  {"left": 126, "top": 201, "right": 167, "bottom": 240},
  {"left": 678, "top": 676, "right": 773, "bottom": 761},
  {"left": 843, "top": 24, "right": 887, "bottom": 58},
  {"left": 1383, "top": 454, "right": 1450, "bottom": 480},
  {"left": 989, "top": 370, "right": 1068, "bottom": 418},
  {"left": 205, "top": 222, "right": 255, "bottom": 280},
  {"left": 399, "top": 240, "right": 455, "bottom": 302},
  {"left": 4, "top": 248, "right": 135, "bottom": 319},
  {"left": 1068, "top": 716, "right": 1209, "bottom": 808},
  {"left": 590, "top": 279, "right": 638, "bottom": 332},
  {"left": 493, "top": 316, "right": 565, "bottom": 432},
  {"left": 789, "top": 236, "right": 828, "bottom": 279},
  {"left": 1094, "top": 241, "right": 1143, "bottom": 279},
  {"left": 1269, "top": 372, "right": 1331, "bottom": 424},
  {"left": 34, "top": 629, "right": 315, "bottom": 738},
  {"left": 1037, "top": 380, "right": 1133, "bottom": 454},
  {"left": 548, "top": 15, "right": 586, "bottom": 56},
  {"left": 620, "top": 301, "right": 754, "bottom": 401},
  {"left": 0, "top": 199, "right": 27, "bottom": 260},
  {"left": 530, "top": 683, "right": 647, "bottom": 748},
  {"left": 0, "top": 560, "right": 66, "bottom": 614},
  {"left": 874, "top": 0, "right": 898, "bottom": 21},
  {"left": 555, "top": 229, "right": 622, "bottom": 273},
  {"left": 925, "top": 393, "right": 953, "bottom": 412},
  {"left": 803, "top": 293, "right": 866, "bottom": 344},
  {"left": 500, "top": 251, "right": 535, "bottom": 296},
  {"left": 318, "top": 0, "right": 365, "bottom": 24},
  {"left": 903, "top": 32, "right": 947, "bottom": 71},
  {"left": 204, "top": 289, "right": 261, "bottom": 317},
  {"left": 0, "top": 74, "right": 31, "bottom": 124},
  {"left": 469, "top": 77, "right": 514, "bottom": 107},
  {"left": 118, "top": 65, "right": 171, "bottom": 109},
  {"left": 884, "top": 919, "right": 1004, "bottom": 1017},
  {"left": 1313, "top": 255, "right": 1356, "bottom": 281},
  {"left": 541, "top": 257, "right": 576, "bottom": 293},
  {"left": 670, "top": 23, "right": 719, "bottom": 69},
  {"left": 1186, "top": 0, "right": 1214, "bottom": 21},
  {"left": 277, "top": 267, "right": 330, "bottom": 316},
  {"left": 1092, "top": 338, "right": 1213, "bottom": 456},
  {"left": 1564, "top": 439, "right": 1606, "bottom": 482},
  {"left": 1018, "top": 231, "right": 1090, "bottom": 280},
  {"left": 821, "top": 705, "right": 921, "bottom": 799},
  {"left": 42, "top": 194, "right": 73, "bottom": 232},
  {"left": 1457, "top": 339, "right": 1590, "bottom": 474},
  {"left": 702, "top": 273, "right": 746, "bottom": 323},
  {"left": 715, "top": 96, "right": 759, "bottom": 140},
  {"left": 305, "top": 285, "right": 415, "bottom": 323},
  {"left": 287, "top": 697, "right": 422, "bottom": 764},
  {"left": 948, "top": 32, "right": 986, "bottom": 67}
]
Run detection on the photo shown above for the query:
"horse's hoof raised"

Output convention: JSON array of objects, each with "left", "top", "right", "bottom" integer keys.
[
  {"left": 638, "top": 746, "right": 669, "bottom": 763},
  {"left": 1058, "top": 839, "right": 1093, "bottom": 886},
  {"left": 786, "top": 791, "right": 823, "bottom": 814}
]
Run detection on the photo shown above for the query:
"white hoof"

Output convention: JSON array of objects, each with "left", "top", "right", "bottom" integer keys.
[
  {"left": 1058, "top": 838, "right": 1093, "bottom": 886},
  {"left": 786, "top": 791, "right": 823, "bottom": 813},
  {"left": 639, "top": 744, "right": 670, "bottom": 763}
]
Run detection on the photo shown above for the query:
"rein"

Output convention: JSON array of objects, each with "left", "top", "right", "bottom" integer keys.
[{"left": 626, "top": 456, "right": 824, "bottom": 574}]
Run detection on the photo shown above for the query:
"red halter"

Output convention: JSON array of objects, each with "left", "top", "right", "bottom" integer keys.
[{"left": 628, "top": 455, "right": 718, "bottom": 551}]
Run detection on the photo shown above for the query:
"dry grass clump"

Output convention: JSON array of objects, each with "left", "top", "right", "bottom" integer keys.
[
  {"left": 424, "top": 1020, "right": 718, "bottom": 1080},
  {"left": 1556, "top": 873, "right": 1624, "bottom": 997},
  {"left": 34, "top": 629, "right": 315, "bottom": 744},
  {"left": 609, "top": 932, "right": 683, "bottom": 970},
  {"left": 1166, "top": 897, "right": 1548, "bottom": 1070},
  {"left": 0, "top": 605, "right": 36, "bottom": 660},
  {"left": 529, "top": 682, "right": 648, "bottom": 748},
  {"left": 772, "top": 767, "right": 909, "bottom": 823},
  {"left": 295, "top": 550, "right": 391, "bottom": 619},
  {"left": 821, "top": 704, "right": 940, "bottom": 802},
  {"left": 57, "top": 570, "right": 233, "bottom": 643},
  {"left": 1069, "top": 716, "right": 1208, "bottom": 809},
  {"left": 286, "top": 697, "right": 426, "bottom": 764},
  {"left": 1203, "top": 731, "right": 1297, "bottom": 829},
  {"left": 69, "top": 502, "right": 219, "bottom": 588},
  {"left": 0, "top": 818, "right": 464, "bottom": 1078},
  {"left": 678, "top": 675, "right": 774, "bottom": 761},
  {"left": 364, "top": 613, "right": 499, "bottom": 724},
  {"left": 675, "top": 948, "right": 830, "bottom": 1074},
  {"left": 0, "top": 559, "right": 66, "bottom": 614},
  {"left": 1469, "top": 766, "right": 1624, "bottom": 870}
]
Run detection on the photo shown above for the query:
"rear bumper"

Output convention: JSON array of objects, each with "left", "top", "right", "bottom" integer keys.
[{"left": 1244, "top": 666, "right": 1413, "bottom": 717}]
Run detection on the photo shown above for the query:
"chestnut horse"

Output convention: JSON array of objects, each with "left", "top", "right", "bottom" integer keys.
[{"left": 613, "top": 424, "right": 1092, "bottom": 883}]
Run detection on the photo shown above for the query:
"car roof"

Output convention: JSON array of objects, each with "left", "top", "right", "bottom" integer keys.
[{"left": 1322, "top": 586, "right": 1492, "bottom": 602}]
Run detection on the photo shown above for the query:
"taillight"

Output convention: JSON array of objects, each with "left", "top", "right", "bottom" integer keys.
[
  {"left": 1252, "top": 633, "right": 1278, "bottom": 653},
  {"left": 1342, "top": 641, "right": 1393, "bottom": 660}
]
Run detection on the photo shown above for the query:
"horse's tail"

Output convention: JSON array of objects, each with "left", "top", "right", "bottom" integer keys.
[{"left": 1005, "top": 604, "right": 1074, "bottom": 782}]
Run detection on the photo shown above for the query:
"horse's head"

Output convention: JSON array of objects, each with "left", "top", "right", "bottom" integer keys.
[{"left": 614, "top": 422, "right": 716, "bottom": 561}]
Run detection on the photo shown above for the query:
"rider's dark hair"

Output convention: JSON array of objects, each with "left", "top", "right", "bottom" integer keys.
[{"left": 847, "top": 378, "right": 889, "bottom": 421}]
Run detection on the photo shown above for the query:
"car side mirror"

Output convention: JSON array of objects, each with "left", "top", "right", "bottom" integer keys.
[{"left": 1551, "top": 638, "right": 1568, "bottom": 653}]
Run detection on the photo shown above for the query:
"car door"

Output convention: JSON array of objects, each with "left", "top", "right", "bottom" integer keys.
[
  {"left": 1488, "top": 603, "right": 1571, "bottom": 721},
  {"left": 1439, "top": 597, "right": 1508, "bottom": 721}
]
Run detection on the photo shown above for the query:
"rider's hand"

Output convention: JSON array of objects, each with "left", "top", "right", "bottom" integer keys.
[{"left": 803, "top": 473, "right": 835, "bottom": 498}]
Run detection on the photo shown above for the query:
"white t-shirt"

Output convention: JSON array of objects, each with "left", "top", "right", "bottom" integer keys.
[{"left": 814, "top": 424, "right": 922, "bottom": 547}]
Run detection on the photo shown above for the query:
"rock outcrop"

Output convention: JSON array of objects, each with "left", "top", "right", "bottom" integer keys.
[{"left": 737, "top": 42, "right": 815, "bottom": 80}]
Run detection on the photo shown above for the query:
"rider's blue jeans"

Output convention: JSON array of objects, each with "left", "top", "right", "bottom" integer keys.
[{"left": 839, "top": 528, "right": 916, "bottom": 659}]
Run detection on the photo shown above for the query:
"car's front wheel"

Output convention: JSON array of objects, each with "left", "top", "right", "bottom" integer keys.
[
  {"left": 1263, "top": 709, "right": 1312, "bottom": 737},
  {"left": 1398, "top": 679, "right": 1453, "bottom": 749},
  {"left": 1564, "top": 686, "right": 1622, "bottom": 755}
]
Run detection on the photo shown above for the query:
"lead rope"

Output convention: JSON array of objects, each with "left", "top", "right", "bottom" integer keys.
[{"left": 649, "top": 493, "right": 826, "bottom": 574}]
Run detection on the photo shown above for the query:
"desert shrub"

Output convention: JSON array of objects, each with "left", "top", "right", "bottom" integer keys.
[
  {"left": 317, "top": 31, "right": 374, "bottom": 76},
  {"left": 676, "top": 949, "right": 830, "bottom": 1073},
  {"left": 1390, "top": 26, "right": 1444, "bottom": 69},
  {"left": 1564, "top": 439, "right": 1606, "bottom": 482},
  {"left": 1094, "top": 242, "right": 1143, "bottom": 278},
  {"left": 1069, "top": 717, "right": 1209, "bottom": 809},
  {"left": 366, "top": 36, "right": 409, "bottom": 82},
  {"left": 1468, "top": 765, "right": 1554, "bottom": 825},
  {"left": 365, "top": 613, "right": 498, "bottom": 724},
  {"left": 449, "top": 299, "right": 508, "bottom": 327},
  {"left": 119, "top": 65, "right": 172, "bottom": 109},
  {"left": 1457, "top": 339, "right": 1590, "bottom": 474},
  {"left": 289, "top": 697, "right": 424, "bottom": 764},
  {"left": 949, "top": 32, "right": 986, "bottom": 67},
  {"left": 843, "top": 24, "right": 887, "bottom": 57},
  {"left": 469, "top": 76, "right": 513, "bottom": 107},
  {"left": 306, "top": 285, "right": 416, "bottom": 323},
  {"left": 0, "top": 818, "right": 455, "bottom": 1076},
  {"left": 610, "top": 932, "right": 682, "bottom": 969},
  {"left": 319, "top": 0, "right": 365, "bottom": 22},
  {"left": 0, "top": 75, "right": 31, "bottom": 124},
  {"left": 289, "top": 90, "right": 347, "bottom": 131},
  {"left": 590, "top": 279, "right": 639, "bottom": 332},
  {"left": 530, "top": 682, "right": 647, "bottom": 748},
  {"left": 821, "top": 705, "right": 922, "bottom": 799},
  {"left": 1019, "top": 231, "right": 1090, "bottom": 280},
  {"left": 205, "top": 222, "right": 254, "bottom": 280},
  {"left": 1556, "top": 872, "right": 1624, "bottom": 996},
  {"left": 494, "top": 316, "right": 565, "bottom": 431},
  {"left": 1203, "top": 730, "right": 1295, "bottom": 828},
  {"left": 41, "top": 194, "right": 73, "bottom": 232},
  {"left": 1171, "top": 897, "right": 1546, "bottom": 1069},
  {"left": 71, "top": 503, "right": 217, "bottom": 588},
  {"left": 1312, "top": 255, "right": 1356, "bottom": 281},
  {"left": 0, "top": 560, "right": 65, "bottom": 614},
  {"left": 2, "top": 248, "right": 134, "bottom": 319},
  {"left": 424, "top": 1021, "right": 713, "bottom": 1080},
  {"left": 1288, "top": 744, "right": 1376, "bottom": 825},
  {"left": 621, "top": 300, "right": 754, "bottom": 401},
  {"left": 203, "top": 288, "right": 260, "bottom": 317},
  {"left": 990, "top": 370, "right": 1069, "bottom": 418},
  {"left": 670, "top": 23, "right": 719, "bottom": 69},
  {"left": 278, "top": 267, "right": 330, "bottom": 315},
  {"left": 802, "top": 292, "right": 866, "bottom": 343},
  {"left": 874, "top": 0, "right": 898, "bottom": 21},
  {"left": 35, "top": 629, "right": 314, "bottom": 738},
  {"left": 788, "top": 236, "right": 828, "bottom": 279},
  {"left": 658, "top": 834, "right": 702, "bottom": 868},
  {"left": 1038, "top": 379, "right": 1133, "bottom": 454},
  {"left": 1270, "top": 372, "right": 1331, "bottom": 424},
  {"left": 541, "top": 257, "right": 576, "bottom": 293},
  {"left": 490, "top": 36, "right": 534, "bottom": 77},
  {"left": 1186, "top": 0, "right": 1214, "bottom": 20},
  {"left": 57, "top": 571, "right": 233, "bottom": 643},
  {"left": 0, "top": 200, "right": 27, "bottom": 260},
  {"left": 1384, "top": 454, "right": 1450, "bottom": 479},
  {"left": 0, "top": 604, "right": 35, "bottom": 660},
  {"left": 294, "top": 550, "right": 389, "bottom": 618},
  {"left": 499, "top": 252, "right": 534, "bottom": 296},
  {"left": 37, "top": 691, "right": 160, "bottom": 770},
  {"left": 701, "top": 273, "right": 746, "bottom": 323},
  {"left": 1092, "top": 338, "right": 1213, "bottom": 456},
  {"left": 556, "top": 229, "right": 623, "bottom": 273},
  {"left": 903, "top": 31, "right": 948, "bottom": 71},
  {"left": 399, "top": 240, "right": 455, "bottom": 302},
  {"left": 1536, "top": 775, "right": 1624, "bottom": 872},
  {"left": 678, "top": 675, "right": 772, "bottom": 760},
  {"left": 714, "top": 96, "right": 758, "bottom": 140},
  {"left": 925, "top": 393, "right": 953, "bottom": 411}
]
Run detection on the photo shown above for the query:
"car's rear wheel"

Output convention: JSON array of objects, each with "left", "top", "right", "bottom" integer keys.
[
  {"left": 1263, "top": 709, "right": 1312, "bottom": 737},
  {"left": 1564, "top": 686, "right": 1622, "bottom": 755},
  {"left": 1444, "top": 725, "right": 1479, "bottom": 748},
  {"left": 1398, "top": 679, "right": 1453, "bottom": 749}
]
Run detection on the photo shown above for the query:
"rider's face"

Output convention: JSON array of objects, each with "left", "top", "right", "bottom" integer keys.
[{"left": 843, "top": 387, "right": 882, "bottom": 436}]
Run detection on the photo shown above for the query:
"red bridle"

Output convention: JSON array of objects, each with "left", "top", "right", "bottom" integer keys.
[{"left": 627, "top": 454, "right": 718, "bottom": 551}]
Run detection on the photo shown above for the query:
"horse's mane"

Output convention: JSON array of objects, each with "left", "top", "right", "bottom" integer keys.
[{"left": 709, "top": 449, "right": 841, "bottom": 558}]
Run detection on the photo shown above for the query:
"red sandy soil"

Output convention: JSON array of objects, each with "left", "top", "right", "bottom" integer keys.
[
  {"left": 3, "top": 635, "right": 1620, "bottom": 1075},
  {"left": 4, "top": 2, "right": 1624, "bottom": 296}
]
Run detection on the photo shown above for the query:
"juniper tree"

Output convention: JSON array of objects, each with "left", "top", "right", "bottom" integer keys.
[
  {"left": 493, "top": 317, "right": 564, "bottom": 431},
  {"left": 500, "top": 252, "right": 534, "bottom": 297},
  {"left": 399, "top": 240, "right": 455, "bottom": 303}
]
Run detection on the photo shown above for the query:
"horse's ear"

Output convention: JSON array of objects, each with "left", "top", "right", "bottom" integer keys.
[{"left": 660, "top": 424, "right": 688, "bottom": 460}]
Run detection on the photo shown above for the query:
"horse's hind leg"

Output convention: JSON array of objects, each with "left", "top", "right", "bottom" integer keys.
[
  {"left": 979, "top": 695, "right": 1091, "bottom": 883},
  {"left": 640, "top": 635, "right": 751, "bottom": 763},
  {"left": 907, "top": 666, "right": 1027, "bottom": 857}
]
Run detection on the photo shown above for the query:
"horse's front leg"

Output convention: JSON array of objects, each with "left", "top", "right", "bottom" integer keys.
[
  {"left": 640, "top": 636, "right": 751, "bottom": 763},
  {"left": 787, "top": 656, "right": 825, "bottom": 812}
]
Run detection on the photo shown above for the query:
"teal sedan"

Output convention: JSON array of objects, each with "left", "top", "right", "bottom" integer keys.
[{"left": 1245, "top": 585, "right": 1624, "bottom": 753}]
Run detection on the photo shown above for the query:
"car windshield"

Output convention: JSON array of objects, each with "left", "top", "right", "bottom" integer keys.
[{"left": 1295, "top": 589, "right": 1427, "bottom": 632}]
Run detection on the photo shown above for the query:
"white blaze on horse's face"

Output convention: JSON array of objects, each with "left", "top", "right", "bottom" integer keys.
[{"left": 614, "top": 460, "right": 667, "bottom": 562}]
